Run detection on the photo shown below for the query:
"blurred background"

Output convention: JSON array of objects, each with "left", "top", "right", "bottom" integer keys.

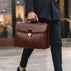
[
  {"left": 0, "top": 0, "right": 71, "bottom": 71},
  {"left": 0, "top": 0, "right": 24, "bottom": 46},
  {"left": 0, "top": 0, "right": 71, "bottom": 46}
]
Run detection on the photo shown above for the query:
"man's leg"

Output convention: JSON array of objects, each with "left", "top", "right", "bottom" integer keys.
[
  {"left": 50, "top": 20, "right": 63, "bottom": 71},
  {"left": 19, "top": 18, "right": 46, "bottom": 68},
  {"left": 20, "top": 48, "right": 34, "bottom": 68}
]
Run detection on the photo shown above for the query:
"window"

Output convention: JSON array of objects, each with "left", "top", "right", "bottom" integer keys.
[{"left": 0, "top": 0, "right": 13, "bottom": 38}]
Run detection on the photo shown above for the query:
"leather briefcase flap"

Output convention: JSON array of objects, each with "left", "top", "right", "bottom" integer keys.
[{"left": 15, "top": 23, "right": 48, "bottom": 33}]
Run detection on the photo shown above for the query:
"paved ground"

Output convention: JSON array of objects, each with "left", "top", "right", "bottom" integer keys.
[{"left": 0, "top": 47, "right": 71, "bottom": 71}]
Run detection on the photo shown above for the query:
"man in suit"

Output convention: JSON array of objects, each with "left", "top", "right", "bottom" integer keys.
[{"left": 17, "top": 0, "right": 63, "bottom": 71}]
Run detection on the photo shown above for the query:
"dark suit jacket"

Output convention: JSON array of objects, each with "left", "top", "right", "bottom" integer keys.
[{"left": 24, "top": 0, "right": 60, "bottom": 20}]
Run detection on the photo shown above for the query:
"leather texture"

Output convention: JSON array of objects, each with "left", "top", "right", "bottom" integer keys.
[{"left": 15, "top": 23, "right": 50, "bottom": 49}]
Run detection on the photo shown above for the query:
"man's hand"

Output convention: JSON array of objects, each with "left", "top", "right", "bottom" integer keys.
[
  {"left": 55, "top": 0, "right": 58, "bottom": 2},
  {"left": 28, "top": 11, "right": 39, "bottom": 21}
]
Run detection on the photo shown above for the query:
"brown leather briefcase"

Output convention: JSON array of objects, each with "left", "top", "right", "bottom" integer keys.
[{"left": 15, "top": 22, "right": 50, "bottom": 49}]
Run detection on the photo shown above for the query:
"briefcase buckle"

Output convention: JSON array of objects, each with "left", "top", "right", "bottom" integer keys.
[{"left": 28, "top": 33, "right": 32, "bottom": 38}]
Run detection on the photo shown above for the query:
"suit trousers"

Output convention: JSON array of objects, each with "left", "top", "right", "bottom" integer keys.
[{"left": 20, "top": 18, "right": 63, "bottom": 71}]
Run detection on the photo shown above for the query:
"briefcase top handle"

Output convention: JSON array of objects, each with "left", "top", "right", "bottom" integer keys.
[{"left": 26, "top": 19, "right": 39, "bottom": 24}]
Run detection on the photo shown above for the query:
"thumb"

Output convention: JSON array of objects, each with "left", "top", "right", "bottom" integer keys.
[{"left": 35, "top": 15, "right": 39, "bottom": 21}]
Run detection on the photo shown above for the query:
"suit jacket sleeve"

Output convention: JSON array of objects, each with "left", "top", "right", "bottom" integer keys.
[{"left": 24, "top": 0, "right": 34, "bottom": 16}]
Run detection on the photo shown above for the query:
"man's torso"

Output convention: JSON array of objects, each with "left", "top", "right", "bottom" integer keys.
[{"left": 33, "top": 0, "right": 60, "bottom": 20}]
